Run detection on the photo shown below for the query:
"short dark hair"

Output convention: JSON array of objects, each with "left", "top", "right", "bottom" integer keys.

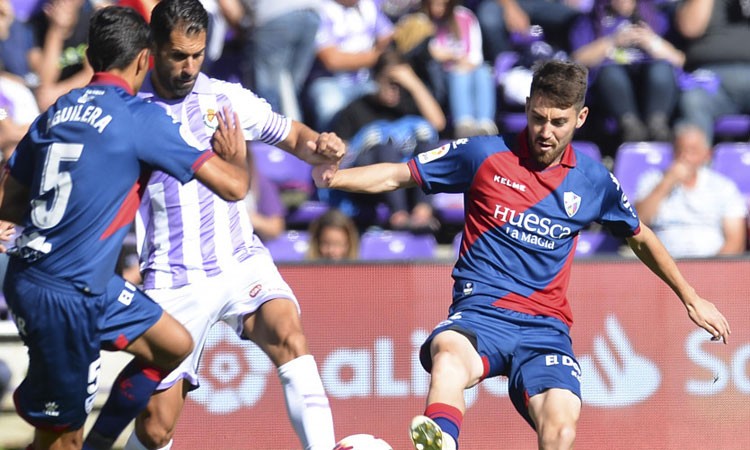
[
  {"left": 529, "top": 60, "right": 589, "bottom": 110},
  {"left": 150, "top": 0, "right": 209, "bottom": 47},
  {"left": 372, "top": 47, "right": 405, "bottom": 78},
  {"left": 87, "top": 6, "right": 151, "bottom": 72}
]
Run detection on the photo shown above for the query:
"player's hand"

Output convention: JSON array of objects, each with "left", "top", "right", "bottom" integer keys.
[
  {"left": 211, "top": 107, "right": 246, "bottom": 166},
  {"left": 685, "top": 296, "right": 731, "bottom": 344},
  {"left": 0, "top": 220, "right": 15, "bottom": 253},
  {"left": 306, "top": 132, "right": 346, "bottom": 163},
  {"left": 312, "top": 163, "right": 339, "bottom": 188}
]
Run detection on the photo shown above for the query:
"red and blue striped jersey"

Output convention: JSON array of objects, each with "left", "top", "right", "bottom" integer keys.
[{"left": 408, "top": 131, "right": 641, "bottom": 326}]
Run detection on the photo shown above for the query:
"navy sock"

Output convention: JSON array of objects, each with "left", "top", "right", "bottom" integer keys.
[
  {"left": 83, "top": 361, "right": 168, "bottom": 450},
  {"left": 425, "top": 402, "right": 463, "bottom": 448}
]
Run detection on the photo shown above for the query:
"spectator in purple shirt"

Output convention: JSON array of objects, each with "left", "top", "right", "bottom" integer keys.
[{"left": 570, "top": 0, "right": 684, "bottom": 142}]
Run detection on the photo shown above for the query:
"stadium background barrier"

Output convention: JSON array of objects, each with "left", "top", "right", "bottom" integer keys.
[{"left": 1, "top": 259, "right": 749, "bottom": 449}]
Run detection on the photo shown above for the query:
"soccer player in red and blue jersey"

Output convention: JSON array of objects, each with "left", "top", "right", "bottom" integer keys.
[
  {"left": 313, "top": 60, "right": 731, "bottom": 450},
  {"left": 0, "top": 7, "right": 249, "bottom": 450}
]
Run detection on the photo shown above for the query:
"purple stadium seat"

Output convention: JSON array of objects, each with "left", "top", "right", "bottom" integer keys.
[
  {"left": 452, "top": 231, "right": 463, "bottom": 257},
  {"left": 251, "top": 142, "right": 313, "bottom": 193},
  {"left": 613, "top": 142, "right": 673, "bottom": 198},
  {"left": 572, "top": 141, "right": 602, "bottom": 162},
  {"left": 264, "top": 230, "right": 309, "bottom": 262},
  {"left": 431, "top": 192, "right": 464, "bottom": 225},
  {"left": 285, "top": 200, "right": 329, "bottom": 227},
  {"left": 713, "top": 115, "right": 750, "bottom": 140},
  {"left": 575, "top": 230, "right": 621, "bottom": 258},
  {"left": 711, "top": 142, "right": 750, "bottom": 198},
  {"left": 493, "top": 51, "right": 521, "bottom": 84},
  {"left": 497, "top": 112, "right": 527, "bottom": 133},
  {"left": 359, "top": 230, "right": 437, "bottom": 260}
]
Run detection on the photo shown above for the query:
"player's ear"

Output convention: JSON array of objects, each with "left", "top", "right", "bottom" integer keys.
[
  {"left": 135, "top": 48, "right": 150, "bottom": 76},
  {"left": 576, "top": 106, "right": 589, "bottom": 129}
]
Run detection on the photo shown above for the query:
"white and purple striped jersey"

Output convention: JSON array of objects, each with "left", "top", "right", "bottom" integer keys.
[{"left": 136, "top": 72, "right": 292, "bottom": 290}]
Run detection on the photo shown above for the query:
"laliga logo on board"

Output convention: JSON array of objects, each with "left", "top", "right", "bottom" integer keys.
[
  {"left": 191, "top": 325, "right": 273, "bottom": 414},
  {"left": 190, "top": 316, "right": 675, "bottom": 414}
]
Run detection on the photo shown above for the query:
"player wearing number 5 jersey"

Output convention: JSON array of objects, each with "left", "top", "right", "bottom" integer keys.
[
  {"left": 314, "top": 60, "right": 731, "bottom": 450},
  {"left": 84, "top": 1, "right": 344, "bottom": 450},
  {"left": 0, "top": 7, "right": 249, "bottom": 450}
]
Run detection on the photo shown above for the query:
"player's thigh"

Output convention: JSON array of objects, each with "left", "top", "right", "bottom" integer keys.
[
  {"left": 222, "top": 254, "right": 301, "bottom": 343},
  {"left": 527, "top": 387, "right": 581, "bottom": 429},
  {"left": 429, "top": 330, "right": 485, "bottom": 387},
  {"left": 100, "top": 276, "right": 192, "bottom": 366},
  {"left": 508, "top": 324, "right": 582, "bottom": 428},
  {"left": 125, "top": 311, "right": 193, "bottom": 369},
  {"left": 243, "top": 297, "right": 304, "bottom": 343},
  {"left": 144, "top": 277, "right": 229, "bottom": 359}
]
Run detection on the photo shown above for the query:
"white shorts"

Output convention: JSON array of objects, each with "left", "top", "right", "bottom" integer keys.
[{"left": 145, "top": 253, "right": 299, "bottom": 389}]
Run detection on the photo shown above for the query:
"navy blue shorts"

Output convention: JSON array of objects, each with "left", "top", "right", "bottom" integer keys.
[
  {"left": 3, "top": 262, "right": 163, "bottom": 431},
  {"left": 419, "top": 301, "right": 582, "bottom": 428}
]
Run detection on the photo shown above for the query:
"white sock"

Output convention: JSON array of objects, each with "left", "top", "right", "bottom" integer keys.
[
  {"left": 278, "top": 354, "right": 335, "bottom": 450},
  {"left": 124, "top": 432, "right": 173, "bottom": 450}
]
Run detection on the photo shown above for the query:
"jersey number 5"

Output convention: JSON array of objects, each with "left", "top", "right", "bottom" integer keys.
[{"left": 31, "top": 142, "right": 84, "bottom": 229}]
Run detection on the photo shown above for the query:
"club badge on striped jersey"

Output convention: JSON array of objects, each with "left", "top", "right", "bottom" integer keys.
[
  {"left": 203, "top": 108, "right": 218, "bottom": 128},
  {"left": 564, "top": 191, "right": 581, "bottom": 217}
]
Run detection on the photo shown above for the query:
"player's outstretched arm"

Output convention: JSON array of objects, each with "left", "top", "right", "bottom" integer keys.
[
  {"left": 626, "top": 222, "right": 732, "bottom": 343},
  {"left": 280, "top": 121, "right": 346, "bottom": 165},
  {"left": 313, "top": 162, "right": 416, "bottom": 193},
  {"left": 197, "top": 108, "right": 250, "bottom": 201}
]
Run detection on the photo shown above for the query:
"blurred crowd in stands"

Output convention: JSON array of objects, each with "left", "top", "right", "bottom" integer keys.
[{"left": 0, "top": 0, "right": 748, "bottom": 309}]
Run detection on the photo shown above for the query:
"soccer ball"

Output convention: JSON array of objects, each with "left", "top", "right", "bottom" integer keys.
[{"left": 333, "top": 433, "right": 393, "bottom": 450}]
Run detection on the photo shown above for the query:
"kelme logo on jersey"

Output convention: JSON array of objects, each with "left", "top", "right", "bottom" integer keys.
[
  {"left": 563, "top": 191, "right": 581, "bottom": 217},
  {"left": 43, "top": 402, "right": 60, "bottom": 417}
]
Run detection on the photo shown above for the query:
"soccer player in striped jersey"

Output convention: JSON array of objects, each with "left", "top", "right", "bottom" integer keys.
[
  {"left": 0, "top": 6, "right": 249, "bottom": 450},
  {"left": 86, "top": 1, "right": 343, "bottom": 449},
  {"left": 313, "top": 60, "right": 731, "bottom": 450}
]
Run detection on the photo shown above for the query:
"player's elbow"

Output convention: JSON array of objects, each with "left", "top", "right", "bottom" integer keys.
[
  {"left": 201, "top": 168, "right": 249, "bottom": 201},
  {"left": 218, "top": 179, "right": 249, "bottom": 202}
]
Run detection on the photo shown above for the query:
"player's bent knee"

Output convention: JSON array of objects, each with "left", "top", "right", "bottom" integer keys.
[
  {"left": 271, "top": 329, "right": 309, "bottom": 363},
  {"left": 159, "top": 317, "right": 194, "bottom": 368},
  {"left": 281, "top": 328, "right": 308, "bottom": 353},
  {"left": 173, "top": 330, "right": 193, "bottom": 361},
  {"left": 136, "top": 414, "right": 177, "bottom": 449},
  {"left": 538, "top": 423, "right": 576, "bottom": 450}
]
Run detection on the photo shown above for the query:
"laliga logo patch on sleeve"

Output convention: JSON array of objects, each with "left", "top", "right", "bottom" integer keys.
[{"left": 418, "top": 143, "right": 451, "bottom": 164}]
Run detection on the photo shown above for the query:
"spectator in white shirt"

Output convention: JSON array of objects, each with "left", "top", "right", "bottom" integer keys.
[{"left": 635, "top": 124, "right": 748, "bottom": 258}]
